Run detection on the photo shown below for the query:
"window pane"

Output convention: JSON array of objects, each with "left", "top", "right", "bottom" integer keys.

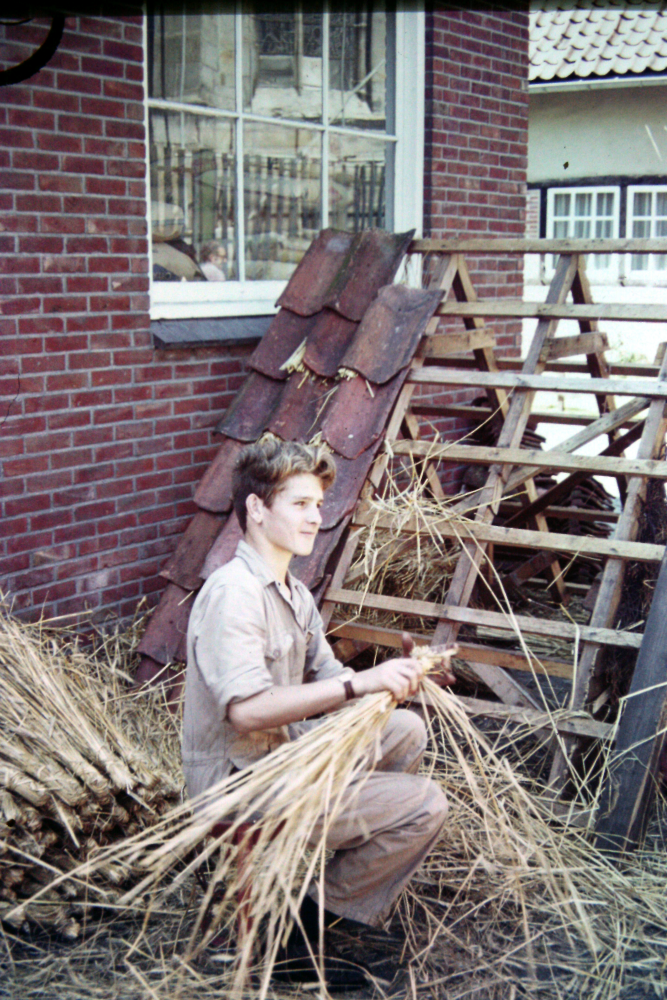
[
  {"left": 243, "top": 122, "right": 321, "bottom": 281},
  {"left": 149, "top": 109, "right": 237, "bottom": 281},
  {"left": 553, "top": 192, "right": 569, "bottom": 221},
  {"left": 633, "top": 191, "right": 651, "bottom": 219},
  {"left": 596, "top": 191, "right": 614, "bottom": 217},
  {"left": 149, "top": 11, "right": 236, "bottom": 112},
  {"left": 243, "top": 11, "right": 323, "bottom": 122},
  {"left": 329, "top": 133, "right": 389, "bottom": 230},
  {"left": 328, "top": 6, "right": 388, "bottom": 130},
  {"left": 574, "top": 191, "right": 592, "bottom": 219},
  {"left": 574, "top": 217, "right": 591, "bottom": 238}
]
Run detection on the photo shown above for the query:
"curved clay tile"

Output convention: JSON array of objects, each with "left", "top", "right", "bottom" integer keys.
[
  {"left": 339, "top": 284, "right": 442, "bottom": 385},
  {"left": 248, "top": 309, "right": 319, "bottom": 381},
  {"left": 201, "top": 512, "right": 243, "bottom": 579},
  {"left": 321, "top": 368, "right": 408, "bottom": 460},
  {"left": 160, "top": 509, "right": 227, "bottom": 591},
  {"left": 215, "top": 371, "right": 285, "bottom": 441},
  {"left": 276, "top": 229, "right": 356, "bottom": 317},
  {"left": 303, "top": 309, "right": 359, "bottom": 378},
  {"left": 194, "top": 436, "right": 245, "bottom": 513},
  {"left": 318, "top": 442, "right": 382, "bottom": 531},
  {"left": 267, "top": 371, "right": 335, "bottom": 442}
]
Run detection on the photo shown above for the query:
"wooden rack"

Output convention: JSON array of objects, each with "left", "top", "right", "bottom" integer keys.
[{"left": 321, "top": 238, "right": 667, "bottom": 849}]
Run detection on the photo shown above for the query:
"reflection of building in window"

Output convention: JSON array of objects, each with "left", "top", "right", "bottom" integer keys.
[
  {"left": 147, "top": 5, "right": 393, "bottom": 289},
  {"left": 547, "top": 186, "right": 618, "bottom": 276}
]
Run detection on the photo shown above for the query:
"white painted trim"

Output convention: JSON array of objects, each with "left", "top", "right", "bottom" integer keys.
[
  {"left": 150, "top": 280, "right": 283, "bottom": 320},
  {"left": 393, "top": 9, "right": 424, "bottom": 237},
  {"left": 530, "top": 75, "right": 667, "bottom": 95}
]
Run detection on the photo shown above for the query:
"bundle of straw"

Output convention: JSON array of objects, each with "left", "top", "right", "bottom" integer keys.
[{"left": 0, "top": 609, "right": 182, "bottom": 938}]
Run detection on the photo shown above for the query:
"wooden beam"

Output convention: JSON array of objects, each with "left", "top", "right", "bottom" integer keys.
[
  {"left": 351, "top": 507, "right": 665, "bottom": 562},
  {"left": 545, "top": 332, "right": 609, "bottom": 360},
  {"left": 436, "top": 301, "right": 667, "bottom": 322},
  {"left": 432, "top": 356, "right": 661, "bottom": 378},
  {"left": 595, "top": 547, "right": 667, "bottom": 854},
  {"left": 326, "top": 588, "right": 644, "bottom": 648},
  {"left": 390, "top": 440, "right": 667, "bottom": 480},
  {"left": 410, "top": 238, "right": 667, "bottom": 255},
  {"left": 420, "top": 330, "right": 496, "bottom": 357},
  {"left": 408, "top": 367, "right": 667, "bottom": 398},
  {"left": 454, "top": 696, "right": 613, "bottom": 740},
  {"left": 327, "top": 620, "right": 574, "bottom": 678},
  {"left": 410, "top": 402, "right": 643, "bottom": 430},
  {"left": 498, "top": 502, "right": 619, "bottom": 524}
]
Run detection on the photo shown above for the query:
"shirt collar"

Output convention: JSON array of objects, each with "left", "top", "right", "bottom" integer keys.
[{"left": 234, "top": 538, "right": 298, "bottom": 593}]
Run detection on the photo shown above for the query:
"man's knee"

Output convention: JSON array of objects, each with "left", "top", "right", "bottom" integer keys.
[
  {"left": 421, "top": 779, "right": 449, "bottom": 835},
  {"left": 378, "top": 708, "right": 427, "bottom": 773}
]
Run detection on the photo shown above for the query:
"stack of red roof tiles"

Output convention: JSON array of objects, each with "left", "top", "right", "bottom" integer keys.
[{"left": 136, "top": 228, "right": 443, "bottom": 681}]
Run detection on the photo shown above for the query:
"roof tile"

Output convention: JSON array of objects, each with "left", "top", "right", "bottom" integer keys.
[
  {"left": 160, "top": 510, "right": 226, "bottom": 591},
  {"left": 194, "top": 436, "right": 245, "bottom": 513},
  {"left": 136, "top": 582, "right": 194, "bottom": 666},
  {"left": 201, "top": 512, "right": 243, "bottom": 579},
  {"left": 321, "top": 229, "right": 415, "bottom": 322},
  {"left": 247, "top": 308, "right": 319, "bottom": 381},
  {"left": 290, "top": 517, "right": 351, "bottom": 590},
  {"left": 321, "top": 368, "right": 409, "bottom": 460},
  {"left": 319, "top": 441, "right": 382, "bottom": 530},
  {"left": 267, "top": 371, "right": 334, "bottom": 442},
  {"left": 215, "top": 371, "right": 284, "bottom": 440},
  {"left": 530, "top": 4, "right": 667, "bottom": 82},
  {"left": 276, "top": 229, "right": 356, "bottom": 317},
  {"left": 302, "top": 309, "right": 359, "bottom": 378},
  {"left": 339, "top": 285, "right": 442, "bottom": 384}
]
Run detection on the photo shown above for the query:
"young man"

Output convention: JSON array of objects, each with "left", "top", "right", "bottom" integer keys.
[{"left": 183, "top": 437, "right": 452, "bottom": 986}]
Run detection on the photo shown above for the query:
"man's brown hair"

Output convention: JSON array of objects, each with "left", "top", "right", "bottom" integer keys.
[{"left": 232, "top": 436, "right": 336, "bottom": 532}]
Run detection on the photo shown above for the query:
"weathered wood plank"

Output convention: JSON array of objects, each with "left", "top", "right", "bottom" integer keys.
[
  {"left": 436, "top": 356, "right": 661, "bottom": 378},
  {"left": 411, "top": 402, "right": 643, "bottom": 430},
  {"left": 545, "top": 332, "right": 609, "bottom": 360},
  {"left": 454, "top": 696, "right": 613, "bottom": 740},
  {"left": 390, "top": 440, "right": 667, "bottom": 480},
  {"left": 327, "top": 620, "right": 575, "bottom": 677},
  {"left": 595, "top": 547, "right": 667, "bottom": 853},
  {"left": 420, "top": 330, "right": 495, "bottom": 357},
  {"left": 326, "top": 588, "right": 643, "bottom": 647},
  {"left": 351, "top": 506, "right": 665, "bottom": 562},
  {"left": 410, "top": 238, "right": 667, "bottom": 254},
  {"left": 436, "top": 301, "right": 667, "bottom": 322},
  {"left": 408, "top": 368, "right": 667, "bottom": 398}
]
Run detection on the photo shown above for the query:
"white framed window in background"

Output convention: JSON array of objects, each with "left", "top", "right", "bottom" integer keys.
[
  {"left": 145, "top": 6, "right": 425, "bottom": 320},
  {"left": 627, "top": 186, "right": 667, "bottom": 279},
  {"left": 546, "top": 186, "right": 620, "bottom": 280}
]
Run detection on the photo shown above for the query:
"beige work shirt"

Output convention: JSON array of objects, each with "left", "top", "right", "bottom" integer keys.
[{"left": 182, "top": 539, "right": 350, "bottom": 800}]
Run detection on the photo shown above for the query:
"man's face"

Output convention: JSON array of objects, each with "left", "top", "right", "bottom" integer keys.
[{"left": 255, "top": 473, "right": 324, "bottom": 558}]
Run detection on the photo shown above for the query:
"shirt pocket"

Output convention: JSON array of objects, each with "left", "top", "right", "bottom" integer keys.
[{"left": 265, "top": 630, "right": 295, "bottom": 663}]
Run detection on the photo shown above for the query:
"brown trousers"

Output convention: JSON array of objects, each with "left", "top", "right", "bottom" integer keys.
[{"left": 307, "top": 708, "right": 448, "bottom": 926}]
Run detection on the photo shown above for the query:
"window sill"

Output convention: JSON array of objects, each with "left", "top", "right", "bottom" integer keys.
[
  {"left": 150, "top": 279, "right": 286, "bottom": 321},
  {"left": 151, "top": 315, "right": 273, "bottom": 349}
]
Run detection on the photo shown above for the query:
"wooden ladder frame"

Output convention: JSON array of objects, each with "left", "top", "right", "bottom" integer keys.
[{"left": 320, "top": 238, "right": 667, "bottom": 828}]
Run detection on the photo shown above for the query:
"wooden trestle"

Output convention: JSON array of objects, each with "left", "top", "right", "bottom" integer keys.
[{"left": 321, "top": 238, "right": 667, "bottom": 849}]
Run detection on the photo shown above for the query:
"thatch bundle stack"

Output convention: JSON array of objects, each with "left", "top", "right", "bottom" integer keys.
[{"left": 0, "top": 610, "right": 182, "bottom": 938}]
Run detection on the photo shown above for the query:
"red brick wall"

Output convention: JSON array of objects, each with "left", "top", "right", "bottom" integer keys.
[
  {"left": 424, "top": 4, "right": 529, "bottom": 491},
  {"left": 0, "top": 16, "right": 249, "bottom": 621}
]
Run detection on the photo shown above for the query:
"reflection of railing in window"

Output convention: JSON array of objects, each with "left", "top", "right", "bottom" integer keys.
[{"left": 151, "top": 144, "right": 385, "bottom": 267}]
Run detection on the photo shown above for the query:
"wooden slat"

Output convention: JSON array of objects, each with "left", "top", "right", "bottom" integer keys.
[
  {"left": 420, "top": 330, "right": 495, "bottom": 357},
  {"left": 351, "top": 507, "right": 665, "bottom": 562},
  {"left": 434, "top": 356, "right": 661, "bottom": 377},
  {"left": 498, "top": 502, "right": 619, "bottom": 524},
  {"left": 545, "top": 332, "right": 609, "bottom": 360},
  {"left": 412, "top": 402, "right": 643, "bottom": 430},
  {"left": 408, "top": 367, "right": 667, "bottom": 398},
  {"left": 327, "top": 620, "right": 574, "bottom": 678},
  {"left": 326, "top": 588, "right": 643, "bottom": 648},
  {"left": 595, "top": 547, "right": 667, "bottom": 853},
  {"left": 410, "top": 237, "right": 667, "bottom": 254},
  {"left": 436, "top": 301, "right": 667, "bottom": 322},
  {"left": 390, "top": 440, "right": 667, "bottom": 480}
]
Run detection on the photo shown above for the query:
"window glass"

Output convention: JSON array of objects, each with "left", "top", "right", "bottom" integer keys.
[
  {"left": 149, "top": 109, "right": 237, "bottom": 281},
  {"left": 547, "top": 187, "right": 618, "bottom": 275},
  {"left": 243, "top": 122, "right": 321, "bottom": 281},
  {"left": 328, "top": 8, "right": 388, "bottom": 130},
  {"left": 243, "top": 11, "right": 323, "bottom": 122},
  {"left": 149, "top": 11, "right": 236, "bottom": 111},
  {"left": 629, "top": 187, "right": 667, "bottom": 273},
  {"left": 329, "top": 132, "right": 388, "bottom": 230}
]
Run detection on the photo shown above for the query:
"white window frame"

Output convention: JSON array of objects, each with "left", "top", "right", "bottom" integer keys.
[
  {"left": 625, "top": 185, "right": 667, "bottom": 283},
  {"left": 545, "top": 186, "right": 620, "bottom": 283},
  {"left": 144, "top": 9, "right": 425, "bottom": 321}
]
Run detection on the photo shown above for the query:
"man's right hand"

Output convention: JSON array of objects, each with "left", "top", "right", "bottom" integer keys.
[{"left": 354, "top": 657, "right": 424, "bottom": 703}]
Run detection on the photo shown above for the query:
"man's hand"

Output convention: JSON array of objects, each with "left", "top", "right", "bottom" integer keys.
[{"left": 354, "top": 654, "right": 424, "bottom": 703}]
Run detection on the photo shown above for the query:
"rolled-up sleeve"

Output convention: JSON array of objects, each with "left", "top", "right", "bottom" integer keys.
[{"left": 191, "top": 579, "right": 275, "bottom": 718}]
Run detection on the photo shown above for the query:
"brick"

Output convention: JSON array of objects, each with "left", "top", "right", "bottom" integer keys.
[
  {"left": 56, "top": 71, "right": 102, "bottom": 95},
  {"left": 61, "top": 154, "right": 105, "bottom": 175},
  {"left": 85, "top": 176, "right": 126, "bottom": 196}
]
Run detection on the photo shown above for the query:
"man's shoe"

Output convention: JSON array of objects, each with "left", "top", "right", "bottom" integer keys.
[{"left": 273, "top": 934, "right": 369, "bottom": 990}]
